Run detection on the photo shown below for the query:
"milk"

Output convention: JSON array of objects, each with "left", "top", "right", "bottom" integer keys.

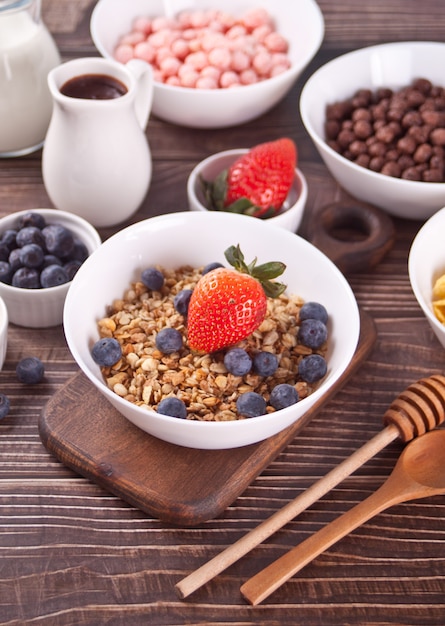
[{"left": 0, "top": 11, "right": 60, "bottom": 156}]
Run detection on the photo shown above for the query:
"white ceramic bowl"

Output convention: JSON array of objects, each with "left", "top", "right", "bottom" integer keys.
[
  {"left": 0, "top": 209, "right": 101, "bottom": 328},
  {"left": 0, "top": 296, "right": 8, "bottom": 370},
  {"left": 409, "top": 206, "right": 445, "bottom": 349},
  {"left": 90, "top": 0, "right": 324, "bottom": 128},
  {"left": 63, "top": 211, "right": 360, "bottom": 450},
  {"left": 187, "top": 149, "right": 308, "bottom": 232},
  {"left": 300, "top": 41, "right": 445, "bottom": 220}
]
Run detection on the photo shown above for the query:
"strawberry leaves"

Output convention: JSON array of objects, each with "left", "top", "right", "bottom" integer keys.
[{"left": 224, "top": 245, "right": 286, "bottom": 298}]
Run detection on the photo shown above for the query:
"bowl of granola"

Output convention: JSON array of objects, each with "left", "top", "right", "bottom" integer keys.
[
  {"left": 90, "top": 0, "right": 324, "bottom": 128},
  {"left": 63, "top": 211, "right": 360, "bottom": 449}
]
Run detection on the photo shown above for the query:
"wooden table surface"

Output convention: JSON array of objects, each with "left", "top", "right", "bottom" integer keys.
[{"left": 1, "top": 1, "right": 445, "bottom": 624}]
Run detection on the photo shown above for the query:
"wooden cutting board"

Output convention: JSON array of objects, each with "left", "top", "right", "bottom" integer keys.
[{"left": 39, "top": 310, "right": 376, "bottom": 527}]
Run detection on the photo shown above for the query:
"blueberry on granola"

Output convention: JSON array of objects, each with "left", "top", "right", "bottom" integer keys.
[
  {"left": 253, "top": 351, "right": 278, "bottom": 377},
  {"left": 269, "top": 383, "right": 299, "bottom": 410},
  {"left": 155, "top": 327, "right": 183, "bottom": 354},
  {"left": 236, "top": 391, "right": 267, "bottom": 418},
  {"left": 224, "top": 348, "right": 252, "bottom": 376},
  {"left": 141, "top": 267, "right": 164, "bottom": 291},
  {"left": 174, "top": 289, "right": 193, "bottom": 316},
  {"left": 92, "top": 337, "right": 122, "bottom": 367},
  {"left": 157, "top": 397, "right": 187, "bottom": 419},
  {"left": 297, "top": 318, "right": 328, "bottom": 350},
  {"left": 298, "top": 354, "right": 327, "bottom": 383},
  {"left": 299, "top": 301, "right": 328, "bottom": 324}
]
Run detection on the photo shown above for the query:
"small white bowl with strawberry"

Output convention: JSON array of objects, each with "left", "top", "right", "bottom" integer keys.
[
  {"left": 64, "top": 210, "right": 360, "bottom": 450},
  {"left": 187, "top": 138, "right": 308, "bottom": 232}
]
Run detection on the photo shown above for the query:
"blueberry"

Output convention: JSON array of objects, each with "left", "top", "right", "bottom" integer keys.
[
  {"left": 298, "top": 319, "right": 328, "bottom": 349},
  {"left": 91, "top": 337, "right": 122, "bottom": 367},
  {"left": 42, "top": 224, "right": 75, "bottom": 257},
  {"left": 40, "top": 264, "right": 70, "bottom": 288},
  {"left": 19, "top": 243, "right": 44, "bottom": 268},
  {"left": 298, "top": 354, "right": 328, "bottom": 383},
  {"left": 42, "top": 254, "right": 62, "bottom": 268},
  {"left": 8, "top": 248, "right": 22, "bottom": 273},
  {"left": 155, "top": 327, "right": 183, "bottom": 354},
  {"left": 253, "top": 351, "right": 279, "bottom": 377},
  {"left": 63, "top": 259, "right": 82, "bottom": 280},
  {"left": 299, "top": 301, "right": 328, "bottom": 324},
  {"left": 0, "top": 393, "right": 10, "bottom": 419},
  {"left": 16, "top": 357, "right": 45, "bottom": 384},
  {"left": 202, "top": 262, "right": 224, "bottom": 275},
  {"left": 0, "top": 261, "right": 12, "bottom": 284},
  {"left": 269, "top": 384, "right": 299, "bottom": 410},
  {"left": 174, "top": 289, "right": 193, "bottom": 316},
  {"left": 0, "top": 242, "right": 10, "bottom": 262},
  {"left": 12, "top": 267, "right": 40, "bottom": 288},
  {"left": 1, "top": 229, "right": 17, "bottom": 250},
  {"left": 236, "top": 391, "right": 267, "bottom": 418},
  {"left": 224, "top": 348, "right": 252, "bottom": 376},
  {"left": 67, "top": 239, "right": 89, "bottom": 263},
  {"left": 157, "top": 397, "right": 187, "bottom": 419},
  {"left": 16, "top": 226, "right": 45, "bottom": 249},
  {"left": 18, "top": 212, "right": 46, "bottom": 229},
  {"left": 141, "top": 267, "right": 164, "bottom": 291}
]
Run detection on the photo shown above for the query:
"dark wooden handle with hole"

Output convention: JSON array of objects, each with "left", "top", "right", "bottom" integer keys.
[{"left": 309, "top": 202, "right": 395, "bottom": 274}]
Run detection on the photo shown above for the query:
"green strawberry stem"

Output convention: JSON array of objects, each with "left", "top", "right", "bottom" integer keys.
[
  {"left": 200, "top": 173, "right": 277, "bottom": 219},
  {"left": 224, "top": 244, "right": 287, "bottom": 298}
]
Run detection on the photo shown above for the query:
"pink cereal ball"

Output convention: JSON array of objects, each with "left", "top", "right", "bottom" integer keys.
[
  {"left": 240, "top": 68, "right": 259, "bottom": 85},
  {"left": 270, "top": 63, "right": 289, "bottom": 77},
  {"left": 114, "top": 44, "right": 134, "bottom": 64},
  {"left": 241, "top": 8, "right": 273, "bottom": 30},
  {"left": 180, "top": 69, "right": 199, "bottom": 88},
  {"left": 215, "top": 11, "right": 236, "bottom": 30},
  {"left": 208, "top": 47, "right": 232, "bottom": 70},
  {"left": 226, "top": 25, "right": 247, "bottom": 39},
  {"left": 252, "top": 50, "right": 273, "bottom": 76},
  {"left": 185, "top": 50, "right": 208, "bottom": 70},
  {"left": 219, "top": 70, "right": 240, "bottom": 88},
  {"left": 155, "top": 46, "right": 172, "bottom": 65},
  {"left": 132, "top": 16, "right": 152, "bottom": 35},
  {"left": 195, "top": 76, "right": 218, "bottom": 89},
  {"left": 119, "top": 31, "right": 146, "bottom": 46},
  {"left": 189, "top": 10, "right": 210, "bottom": 28},
  {"left": 201, "top": 65, "right": 222, "bottom": 81},
  {"left": 264, "top": 32, "right": 289, "bottom": 53},
  {"left": 171, "top": 38, "right": 190, "bottom": 60},
  {"left": 165, "top": 75, "right": 181, "bottom": 86},
  {"left": 134, "top": 42, "right": 156, "bottom": 63},
  {"left": 151, "top": 16, "right": 173, "bottom": 32},
  {"left": 201, "top": 31, "right": 226, "bottom": 51},
  {"left": 252, "top": 24, "right": 273, "bottom": 43},
  {"left": 153, "top": 69, "right": 165, "bottom": 82},
  {"left": 231, "top": 50, "right": 251, "bottom": 72},
  {"left": 160, "top": 56, "right": 182, "bottom": 77}
]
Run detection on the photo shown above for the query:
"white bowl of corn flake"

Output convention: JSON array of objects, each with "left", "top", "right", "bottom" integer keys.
[
  {"left": 64, "top": 211, "right": 360, "bottom": 449},
  {"left": 409, "top": 206, "right": 445, "bottom": 349}
]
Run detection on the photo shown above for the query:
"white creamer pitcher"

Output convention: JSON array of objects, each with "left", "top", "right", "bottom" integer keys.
[{"left": 42, "top": 57, "right": 153, "bottom": 228}]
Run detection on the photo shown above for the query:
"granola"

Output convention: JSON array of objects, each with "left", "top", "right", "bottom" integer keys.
[{"left": 96, "top": 265, "right": 327, "bottom": 421}]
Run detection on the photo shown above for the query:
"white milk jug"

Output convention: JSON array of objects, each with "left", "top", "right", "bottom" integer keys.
[
  {"left": 0, "top": 0, "right": 60, "bottom": 157},
  {"left": 42, "top": 57, "right": 153, "bottom": 228}
]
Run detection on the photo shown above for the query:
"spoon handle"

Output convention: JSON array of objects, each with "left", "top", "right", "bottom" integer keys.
[
  {"left": 175, "top": 424, "right": 399, "bottom": 600},
  {"left": 240, "top": 472, "right": 417, "bottom": 606}
]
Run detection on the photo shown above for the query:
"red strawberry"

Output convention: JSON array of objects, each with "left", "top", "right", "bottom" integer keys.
[
  {"left": 200, "top": 138, "right": 297, "bottom": 218},
  {"left": 187, "top": 245, "right": 286, "bottom": 354}
]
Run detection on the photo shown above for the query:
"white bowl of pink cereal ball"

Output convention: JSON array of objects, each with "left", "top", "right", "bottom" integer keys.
[
  {"left": 0, "top": 209, "right": 101, "bottom": 328},
  {"left": 63, "top": 211, "right": 360, "bottom": 450},
  {"left": 90, "top": 0, "right": 324, "bottom": 128},
  {"left": 300, "top": 41, "right": 445, "bottom": 220}
]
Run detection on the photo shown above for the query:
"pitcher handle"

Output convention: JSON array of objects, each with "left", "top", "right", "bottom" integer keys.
[{"left": 126, "top": 59, "right": 154, "bottom": 130}]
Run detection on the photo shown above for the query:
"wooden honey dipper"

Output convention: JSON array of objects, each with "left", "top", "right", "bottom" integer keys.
[{"left": 175, "top": 374, "right": 445, "bottom": 600}]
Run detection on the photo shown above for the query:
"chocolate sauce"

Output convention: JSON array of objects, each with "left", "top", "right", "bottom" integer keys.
[{"left": 60, "top": 74, "right": 127, "bottom": 100}]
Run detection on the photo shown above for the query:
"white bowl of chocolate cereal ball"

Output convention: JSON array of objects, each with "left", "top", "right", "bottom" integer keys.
[
  {"left": 63, "top": 211, "right": 360, "bottom": 450},
  {"left": 300, "top": 41, "right": 445, "bottom": 220}
]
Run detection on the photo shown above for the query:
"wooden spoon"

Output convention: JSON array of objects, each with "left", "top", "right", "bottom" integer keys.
[
  {"left": 240, "top": 427, "right": 445, "bottom": 605},
  {"left": 175, "top": 374, "right": 445, "bottom": 600}
]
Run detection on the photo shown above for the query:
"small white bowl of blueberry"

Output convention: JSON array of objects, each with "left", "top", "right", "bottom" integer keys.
[{"left": 0, "top": 209, "right": 101, "bottom": 327}]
